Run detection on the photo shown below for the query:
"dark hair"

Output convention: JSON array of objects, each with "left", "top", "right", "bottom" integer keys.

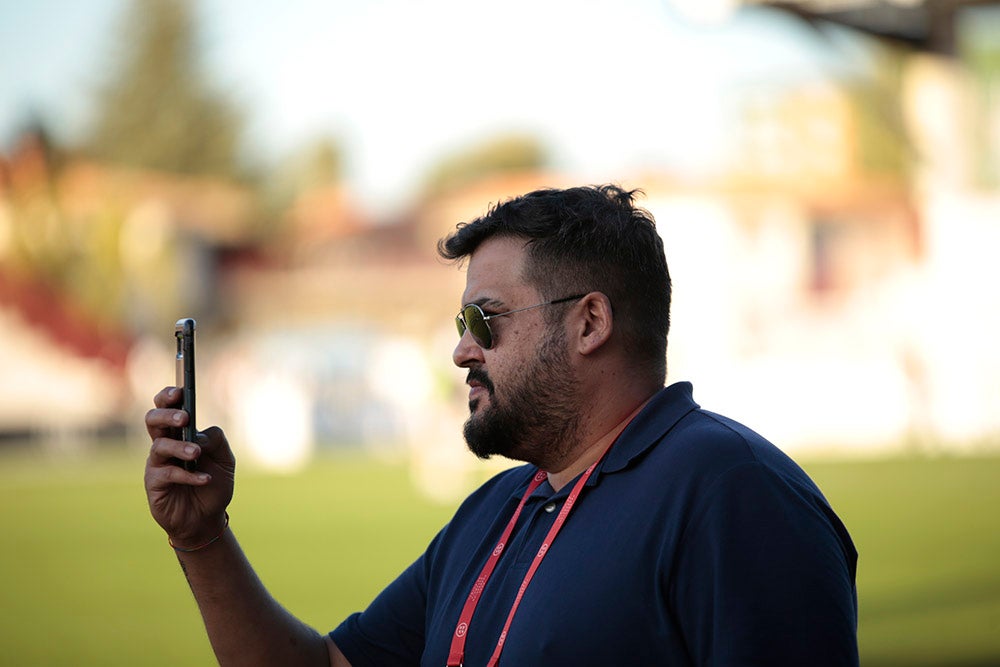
[{"left": 438, "top": 184, "right": 671, "bottom": 377}]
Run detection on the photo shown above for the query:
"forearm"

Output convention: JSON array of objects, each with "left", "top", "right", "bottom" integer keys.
[{"left": 175, "top": 528, "right": 330, "bottom": 667}]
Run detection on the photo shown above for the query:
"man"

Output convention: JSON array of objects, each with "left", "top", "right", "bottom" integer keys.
[{"left": 145, "top": 184, "right": 859, "bottom": 666}]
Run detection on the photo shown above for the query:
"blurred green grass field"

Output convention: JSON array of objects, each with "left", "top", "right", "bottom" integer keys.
[{"left": 1, "top": 446, "right": 998, "bottom": 666}]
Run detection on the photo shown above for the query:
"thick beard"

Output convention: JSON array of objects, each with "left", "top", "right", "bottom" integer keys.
[{"left": 463, "top": 327, "right": 580, "bottom": 470}]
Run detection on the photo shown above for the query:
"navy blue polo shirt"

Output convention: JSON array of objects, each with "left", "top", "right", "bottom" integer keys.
[{"left": 330, "top": 382, "right": 859, "bottom": 666}]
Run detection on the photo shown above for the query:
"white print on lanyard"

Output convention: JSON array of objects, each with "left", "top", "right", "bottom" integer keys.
[{"left": 446, "top": 445, "right": 612, "bottom": 667}]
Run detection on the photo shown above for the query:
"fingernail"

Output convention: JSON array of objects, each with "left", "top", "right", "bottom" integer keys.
[
  {"left": 173, "top": 412, "right": 183, "bottom": 424},
  {"left": 198, "top": 473, "right": 211, "bottom": 482},
  {"left": 184, "top": 445, "right": 198, "bottom": 457}
]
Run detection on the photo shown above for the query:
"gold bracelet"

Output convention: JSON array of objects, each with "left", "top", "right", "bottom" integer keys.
[{"left": 169, "top": 513, "right": 229, "bottom": 553}]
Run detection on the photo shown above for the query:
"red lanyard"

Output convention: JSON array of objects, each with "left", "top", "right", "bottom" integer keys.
[{"left": 446, "top": 447, "right": 610, "bottom": 667}]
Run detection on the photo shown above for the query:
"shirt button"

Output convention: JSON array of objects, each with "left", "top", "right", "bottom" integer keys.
[{"left": 544, "top": 502, "right": 557, "bottom": 513}]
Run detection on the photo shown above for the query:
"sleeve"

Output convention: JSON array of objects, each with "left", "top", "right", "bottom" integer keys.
[
  {"left": 329, "top": 548, "right": 431, "bottom": 667},
  {"left": 670, "top": 461, "right": 859, "bottom": 667}
]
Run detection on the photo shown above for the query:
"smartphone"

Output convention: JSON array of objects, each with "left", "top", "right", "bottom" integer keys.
[{"left": 175, "top": 318, "right": 197, "bottom": 471}]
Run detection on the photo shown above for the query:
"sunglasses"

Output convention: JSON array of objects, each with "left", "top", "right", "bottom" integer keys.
[{"left": 455, "top": 294, "right": 586, "bottom": 349}]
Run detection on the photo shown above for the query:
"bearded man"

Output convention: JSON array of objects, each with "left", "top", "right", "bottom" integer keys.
[{"left": 145, "top": 184, "right": 859, "bottom": 666}]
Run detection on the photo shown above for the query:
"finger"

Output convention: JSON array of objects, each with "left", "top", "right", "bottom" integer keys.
[
  {"left": 145, "top": 407, "right": 187, "bottom": 440},
  {"left": 145, "top": 459, "right": 212, "bottom": 492},
  {"left": 153, "top": 386, "right": 183, "bottom": 409},
  {"left": 148, "top": 435, "right": 200, "bottom": 466},
  {"left": 195, "top": 426, "right": 234, "bottom": 464}
]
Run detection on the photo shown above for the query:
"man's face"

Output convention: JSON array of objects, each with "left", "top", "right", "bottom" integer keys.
[{"left": 452, "top": 237, "right": 581, "bottom": 468}]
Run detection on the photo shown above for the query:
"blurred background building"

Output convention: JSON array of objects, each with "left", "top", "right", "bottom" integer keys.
[{"left": 0, "top": 0, "right": 998, "bottom": 488}]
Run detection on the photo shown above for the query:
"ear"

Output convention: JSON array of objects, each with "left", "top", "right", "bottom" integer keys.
[{"left": 574, "top": 292, "right": 613, "bottom": 356}]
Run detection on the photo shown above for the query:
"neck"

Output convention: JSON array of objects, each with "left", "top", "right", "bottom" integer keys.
[{"left": 545, "top": 394, "right": 654, "bottom": 492}]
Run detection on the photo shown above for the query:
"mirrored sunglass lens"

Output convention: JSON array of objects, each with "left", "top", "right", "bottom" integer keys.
[{"left": 462, "top": 305, "right": 492, "bottom": 348}]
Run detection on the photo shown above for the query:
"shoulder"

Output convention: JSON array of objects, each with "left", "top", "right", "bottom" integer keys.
[
  {"left": 659, "top": 399, "right": 822, "bottom": 499},
  {"left": 660, "top": 409, "right": 855, "bottom": 570},
  {"left": 615, "top": 381, "right": 790, "bottom": 475},
  {"left": 620, "top": 386, "right": 838, "bottom": 535}
]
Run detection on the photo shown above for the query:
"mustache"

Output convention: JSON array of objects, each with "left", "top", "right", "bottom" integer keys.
[{"left": 466, "top": 368, "right": 495, "bottom": 394}]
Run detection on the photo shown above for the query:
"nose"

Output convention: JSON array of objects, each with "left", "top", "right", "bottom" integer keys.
[{"left": 453, "top": 329, "right": 485, "bottom": 368}]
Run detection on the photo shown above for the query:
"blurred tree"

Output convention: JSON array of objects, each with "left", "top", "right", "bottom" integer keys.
[
  {"left": 258, "top": 135, "right": 345, "bottom": 231},
  {"left": 847, "top": 40, "right": 913, "bottom": 180},
  {"left": 422, "top": 133, "right": 548, "bottom": 196},
  {"left": 86, "top": 0, "right": 244, "bottom": 179},
  {"left": 0, "top": 123, "right": 131, "bottom": 338},
  {"left": 2, "top": 125, "right": 72, "bottom": 279},
  {"left": 267, "top": 136, "right": 344, "bottom": 202},
  {"left": 959, "top": 5, "right": 1000, "bottom": 189},
  {"left": 298, "top": 137, "right": 344, "bottom": 190}
]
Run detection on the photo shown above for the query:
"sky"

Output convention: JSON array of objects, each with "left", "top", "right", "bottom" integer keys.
[{"left": 0, "top": 0, "right": 863, "bottom": 211}]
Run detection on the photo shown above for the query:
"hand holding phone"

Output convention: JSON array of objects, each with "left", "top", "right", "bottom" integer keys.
[{"left": 175, "top": 318, "right": 197, "bottom": 471}]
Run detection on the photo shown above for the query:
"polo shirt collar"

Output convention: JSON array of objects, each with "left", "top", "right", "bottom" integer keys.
[
  {"left": 516, "top": 381, "right": 699, "bottom": 498},
  {"left": 598, "top": 381, "right": 699, "bottom": 476},
  {"left": 524, "top": 381, "right": 700, "bottom": 498}
]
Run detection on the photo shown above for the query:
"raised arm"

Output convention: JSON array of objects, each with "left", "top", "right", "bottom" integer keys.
[{"left": 144, "top": 386, "right": 350, "bottom": 667}]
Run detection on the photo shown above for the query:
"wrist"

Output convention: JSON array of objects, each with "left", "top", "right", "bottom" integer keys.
[{"left": 169, "top": 512, "right": 230, "bottom": 553}]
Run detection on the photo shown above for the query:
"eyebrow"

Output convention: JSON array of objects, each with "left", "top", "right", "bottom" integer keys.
[{"left": 468, "top": 296, "right": 506, "bottom": 310}]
